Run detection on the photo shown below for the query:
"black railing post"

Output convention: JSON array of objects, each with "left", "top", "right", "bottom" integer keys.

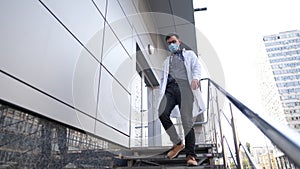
[
  {"left": 229, "top": 103, "right": 242, "bottom": 169},
  {"left": 215, "top": 88, "right": 226, "bottom": 168}
]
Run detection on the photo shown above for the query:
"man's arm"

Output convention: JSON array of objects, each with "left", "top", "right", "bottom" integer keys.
[{"left": 190, "top": 51, "right": 201, "bottom": 90}]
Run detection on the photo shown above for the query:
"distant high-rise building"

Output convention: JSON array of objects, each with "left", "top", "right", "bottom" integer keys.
[
  {"left": 259, "top": 30, "right": 300, "bottom": 169},
  {"left": 260, "top": 30, "right": 300, "bottom": 132}
]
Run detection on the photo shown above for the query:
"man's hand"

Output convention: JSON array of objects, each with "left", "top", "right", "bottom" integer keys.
[{"left": 191, "top": 79, "right": 199, "bottom": 90}]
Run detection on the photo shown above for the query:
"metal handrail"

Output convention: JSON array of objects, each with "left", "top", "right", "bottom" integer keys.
[
  {"left": 194, "top": 79, "right": 211, "bottom": 125},
  {"left": 200, "top": 78, "right": 300, "bottom": 167}
]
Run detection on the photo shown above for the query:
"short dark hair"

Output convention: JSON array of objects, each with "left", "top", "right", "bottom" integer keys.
[{"left": 165, "top": 33, "right": 179, "bottom": 41}]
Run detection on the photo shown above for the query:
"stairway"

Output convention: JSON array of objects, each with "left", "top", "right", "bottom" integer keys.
[{"left": 117, "top": 143, "right": 224, "bottom": 169}]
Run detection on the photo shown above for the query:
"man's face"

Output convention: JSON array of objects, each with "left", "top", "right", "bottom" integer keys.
[{"left": 166, "top": 36, "right": 180, "bottom": 46}]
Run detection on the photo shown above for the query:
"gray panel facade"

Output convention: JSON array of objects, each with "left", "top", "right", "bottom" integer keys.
[
  {"left": 0, "top": 0, "right": 198, "bottom": 148},
  {"left": 0, "top": 0, "right": 165, "bottom": 148}
]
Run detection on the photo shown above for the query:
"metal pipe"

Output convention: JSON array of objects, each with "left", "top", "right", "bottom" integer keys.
[
  {"left": 215, "top": 88, "right": 227, "bottom": 168},
  {"left": 229, "top": 103, "right": 242, "bottom": 169},
  {"left": 194, "top": 7, "right": 207, "bottom": 11},
  {"left": 194, "top": 79, "right": 211, "bottom": 125}
]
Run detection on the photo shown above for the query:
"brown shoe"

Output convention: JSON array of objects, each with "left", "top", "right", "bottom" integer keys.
[
  {"left": 187, "top": 155, "right": 198, "bottom": 166},
  {"left": 167, "top": 143, "right": 185, "bottom": 159}
]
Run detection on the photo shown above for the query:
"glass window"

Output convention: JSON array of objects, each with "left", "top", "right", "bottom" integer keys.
[
  {"left": 130, "top": 44, "right": 150, "bottom": 148},
  {"left": 130, "top": 70, "right": 149, "bottom": 147}
]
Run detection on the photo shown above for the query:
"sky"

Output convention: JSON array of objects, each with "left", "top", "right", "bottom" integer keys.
[{"left": 193, "top": 0, "right": 300, "bottom": 147}]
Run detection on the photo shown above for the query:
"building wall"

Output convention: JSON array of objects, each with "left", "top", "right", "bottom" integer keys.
[
  {"left": 0, "top": 0, "right": 165, "bottom": 148},
  {"left": 261, "top": 30, "right": 300, "bottom": 132},
  {"left": 258, "top": 52, "right": 286, "bottom": 124},
  {"left": 252, "top": 146, "right": 278, "bottom": 169}
]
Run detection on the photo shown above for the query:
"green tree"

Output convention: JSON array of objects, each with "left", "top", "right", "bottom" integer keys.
[
  {"left": 243, "top": 158, "right": 252, "bottom": 169},
  {"left": 246, "top": 142, "right": 251, "bottom": 154},
  {"left": 230, "top": 161, "right": 237, "bottom": 169}
]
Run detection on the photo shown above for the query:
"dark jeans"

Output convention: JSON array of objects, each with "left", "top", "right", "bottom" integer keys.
[{"left": 158, "top": 79, "right": 196, "bottom": 157}]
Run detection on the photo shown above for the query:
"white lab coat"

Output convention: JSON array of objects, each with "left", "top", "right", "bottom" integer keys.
[{"left": 158, "top": 48, "right": 206, "bottom": 118}]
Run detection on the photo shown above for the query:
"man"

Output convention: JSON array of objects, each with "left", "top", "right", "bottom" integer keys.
[{"left": 158, "top": 33, "right": 205, "bottom": 166}]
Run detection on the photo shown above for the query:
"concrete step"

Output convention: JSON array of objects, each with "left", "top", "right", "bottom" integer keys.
[
  {"left": 117, "top": 143, "right": 219, "bottom": 168},
  {"left": 121, "top": 143, "right": 217, "bottom": 166},
  {"left": 115, "top": 164, "right": 224, "bottom": 169},
  {"left": 126, "top": 144, "right": 215, "bottom": 157}
]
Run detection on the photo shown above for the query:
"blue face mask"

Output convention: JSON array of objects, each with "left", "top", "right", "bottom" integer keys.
[{"left": 168, "top": 43, "right": 179, "bottom": 53}]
